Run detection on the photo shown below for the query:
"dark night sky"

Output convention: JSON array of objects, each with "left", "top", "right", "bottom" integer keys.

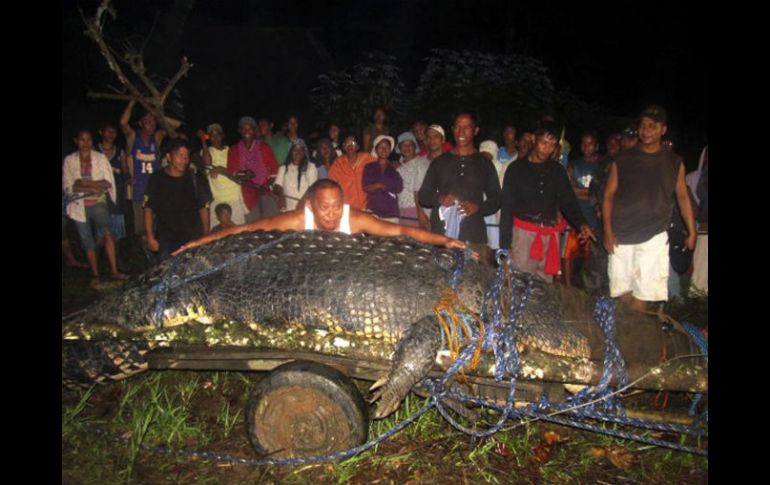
[{"left": 63, "top": 0, "right": 707, "bottom": 164}]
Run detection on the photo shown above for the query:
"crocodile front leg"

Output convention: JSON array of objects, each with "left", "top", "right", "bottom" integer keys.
[{"left": 369, "top": 315, "right": 443, "bottom": 419}]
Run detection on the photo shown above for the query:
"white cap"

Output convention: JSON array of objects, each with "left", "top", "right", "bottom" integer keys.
[
  {"left": 370, "top": 134, "right": 395, "bottom": 157},
  {"left": 480, "top": 140, "right": 498, "bottom": 159},
  {"left": 427, "top": 124, "right": 445, "bottom": 140}
]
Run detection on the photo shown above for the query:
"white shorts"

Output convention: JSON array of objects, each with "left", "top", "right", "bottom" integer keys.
[{"left": 608, "top": 231, "right": 669, "bottom": 301}]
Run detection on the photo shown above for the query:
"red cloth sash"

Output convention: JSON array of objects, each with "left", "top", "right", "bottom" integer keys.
[{"left": 513, "top": 217, "right": 567, "bottom": 275}]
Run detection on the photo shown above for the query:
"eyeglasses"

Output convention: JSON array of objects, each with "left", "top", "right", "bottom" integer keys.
[{"left": 344, "top": 141, "right": 358, "bottom": 148}]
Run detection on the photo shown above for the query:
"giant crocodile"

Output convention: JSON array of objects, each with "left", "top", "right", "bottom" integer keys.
[{"left": 62, "top": 230, "right": 707, "bottom": 419}]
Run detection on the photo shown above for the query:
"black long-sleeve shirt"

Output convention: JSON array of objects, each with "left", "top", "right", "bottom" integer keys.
[
  {"left": 418, "top": 152, "right": 501, "bottom": 243},
  {"left": 499, "top": 159, "right": 586, "bottom": 249}
]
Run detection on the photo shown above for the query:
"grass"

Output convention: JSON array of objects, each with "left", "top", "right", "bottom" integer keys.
[
  {"left": 63, "top": 370, "right": 707, "bottom": 484},
  {"left": 62, "top": 385, "right": 95, "bottom": 438},
  {"left": 216, "top": 400, "right": 242, "bottom": 438}
]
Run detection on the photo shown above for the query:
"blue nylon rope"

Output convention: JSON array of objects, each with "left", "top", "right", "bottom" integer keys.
[{"left": 87, "top": 246, "right": 708, "bottom": 464}]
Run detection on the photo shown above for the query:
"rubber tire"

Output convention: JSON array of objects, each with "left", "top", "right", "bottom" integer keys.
[{"left": 245, "top": 360, "right": 369, "bottom": 459}]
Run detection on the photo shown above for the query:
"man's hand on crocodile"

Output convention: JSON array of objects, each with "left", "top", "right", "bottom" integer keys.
[
  {"left": 444, "top": 239, "right": 479, "bottom": 260},
  {"left": 172, "top": 236, "right": 212, "bottom": 256}
]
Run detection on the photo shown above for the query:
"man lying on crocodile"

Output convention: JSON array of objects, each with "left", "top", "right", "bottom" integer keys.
[
  {"left": 174, "top": 179, "right": 468, "bottom": 255},
  {"left": 72, "top": 178, "right": 703, "bottom": 423}
]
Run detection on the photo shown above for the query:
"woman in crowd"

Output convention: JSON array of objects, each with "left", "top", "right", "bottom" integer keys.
[
  {"left": 312, "top": 138, "right": 336, "bottom": 180},
  {"left": 362, "top": 135, "right": 402, "bottom": 223},
  {"left": 274, "top": 139, "right": 318, "bottom": 211},
  {"left": 327, "top": 133, "right": 375, "bottom": 210},
  {"left": 62, "top": 129, "right": 128, "bottom": 286}
]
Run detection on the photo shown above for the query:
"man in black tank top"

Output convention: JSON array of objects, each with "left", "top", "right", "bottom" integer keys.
[{"left": 602, "top": 106, "right": 696, "bottom": 312}]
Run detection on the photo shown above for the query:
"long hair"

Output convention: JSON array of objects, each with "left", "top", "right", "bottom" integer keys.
[
  {"left": 314, "top": 138, "right": 335, "bottom": 167},
  {"left": 285, "top": 139, "right": 310, "bottom": 191}
]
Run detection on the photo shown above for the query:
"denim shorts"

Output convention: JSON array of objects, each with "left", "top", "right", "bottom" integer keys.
[{"left": 75, "top": 202, "right": 112, "bottom": 250}]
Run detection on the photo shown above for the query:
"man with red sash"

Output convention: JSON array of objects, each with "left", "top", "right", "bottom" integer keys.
[{"left": 499, "top": 123, "right": 595, "bottom": 282}]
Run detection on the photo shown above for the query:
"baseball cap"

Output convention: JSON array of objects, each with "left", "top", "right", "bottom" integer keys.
[
  {"left": 427, "top": 124, "right": 445, "bottom": 140},
  {"left": 206, "top": 123, "right": 224, "bottom": 135},
  {"left": 639, "top": 105, "right": 668, "bottom": 124},
  {"left": 238, "top": 116, "right": 257, "bottom": 129},
  {"left": 622, "top": 126, "right": 638, "bottom": 138}
]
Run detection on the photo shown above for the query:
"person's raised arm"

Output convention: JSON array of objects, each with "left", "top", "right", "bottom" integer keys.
[
  {"left": 198, "top": 130, "right": 213, "bottom": 168},
  {"left": 163, "top": 115, "right": 182, "bottom": 131},
  {"left": 120, "top": 100, "right": 136, "bottom": 140}
]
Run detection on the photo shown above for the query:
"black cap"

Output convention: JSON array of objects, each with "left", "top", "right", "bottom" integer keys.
[
  {"left": 622, "top": 126, "right": 638, "bottom": 138},
  {"left": 639, "top": 105, "right": 668, "bottom": 124}
]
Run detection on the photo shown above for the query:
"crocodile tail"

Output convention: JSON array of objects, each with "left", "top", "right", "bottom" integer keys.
[{"left": 62, "top": 339, "right": 152, "bottom": 388}]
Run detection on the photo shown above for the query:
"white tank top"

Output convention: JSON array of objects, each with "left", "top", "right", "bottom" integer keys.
[{"left": 304, "top": 203, "right": 352, "bottom": 234}]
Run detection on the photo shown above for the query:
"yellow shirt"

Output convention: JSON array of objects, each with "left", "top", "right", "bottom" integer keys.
[{"left": 207, "top": 146, "right": 241, "bottom": 202}]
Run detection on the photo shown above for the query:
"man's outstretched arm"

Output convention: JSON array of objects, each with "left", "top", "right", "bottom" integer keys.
[
  {"left": 172, "top": 210, "right": 304, "bottom": 255},
  {"left": 350, "top": 210, "right": 466, "bottom": 250}
]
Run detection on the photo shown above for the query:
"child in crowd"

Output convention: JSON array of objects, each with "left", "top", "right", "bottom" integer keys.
[{"left": 211, "top": 203, "right": 236, "bottom": 233}]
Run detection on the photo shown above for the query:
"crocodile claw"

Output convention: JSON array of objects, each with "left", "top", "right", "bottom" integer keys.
[
  {"left": 368, "top": 316, "right": 442, "bottom": 419},
  {"left": 369, "top": 380, "right": 404, "bottom": 419}
]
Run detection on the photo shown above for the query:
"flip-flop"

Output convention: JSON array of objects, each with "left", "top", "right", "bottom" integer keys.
[{"left": 111, "top": 273, "right": 129, "bottom": 280}]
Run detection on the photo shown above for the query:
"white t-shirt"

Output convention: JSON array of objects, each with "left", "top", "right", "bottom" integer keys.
[
  {"left": 275, "top": 163, "right": 318, "bottom": 211},
  {"left": 396, "top": 156, "right": 431, "bottom": 210}
]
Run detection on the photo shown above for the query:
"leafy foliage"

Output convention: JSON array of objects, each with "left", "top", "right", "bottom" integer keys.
[
  {"left": 310, "top": 48, "right": 639, "bottom": 143},
  {"left": 310, "top": 51, "right": 407, "bottom": 135},
  {"left": 413, "top": 49, "right": 556, "bottom": 131}
]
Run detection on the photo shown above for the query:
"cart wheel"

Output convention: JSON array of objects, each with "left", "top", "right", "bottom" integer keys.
[{"left": 246, "top": 360, "right": 369, "bottom": 459}]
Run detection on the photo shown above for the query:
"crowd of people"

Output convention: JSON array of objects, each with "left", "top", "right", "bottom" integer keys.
[{"left": 63, "top": 102, "right": 707, "bottom": 309}]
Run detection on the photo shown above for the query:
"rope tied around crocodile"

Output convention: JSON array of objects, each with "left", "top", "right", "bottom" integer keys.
[
  {"left": 82, "top": 241, "right": 708, "bottom": 465},
  {"left": 147, "top": 231, "right": 304, "bottom": 329},
  {"left": 433, "top": 288, "right": 485, "bottom": 375}
]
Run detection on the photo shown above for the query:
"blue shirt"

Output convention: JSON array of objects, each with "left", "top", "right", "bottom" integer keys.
[{"left": 569, "top": 157, "right": 601, "bottom": 229}]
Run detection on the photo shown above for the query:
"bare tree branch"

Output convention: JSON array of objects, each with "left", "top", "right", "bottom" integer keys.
[
  {"left": 88, "top": 92, "right": 137, "bottom": 102},
  {"left": 161, "top": 56, "right": 192, "bottom": 105},
  {"left": 126, "top": 52, "right": 162, "bottom": 99},
  {"left": 80, "top": 0, "right": 193, "bottom": 137},
  {"left": 80, "top": 2, "right": 146, "bottom": 102}
]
